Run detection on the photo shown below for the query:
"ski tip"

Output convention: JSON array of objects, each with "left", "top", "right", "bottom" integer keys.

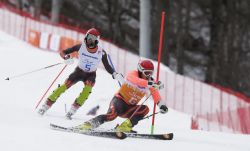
[
  {"left": 5, "top": 77, "right": 9, "bottom": 80},
  {"left": 115, "top": 132, "right": 127, "bottom": 139},
  {"left": 163, "top": 133, "right": 174, "bottom": 140}
]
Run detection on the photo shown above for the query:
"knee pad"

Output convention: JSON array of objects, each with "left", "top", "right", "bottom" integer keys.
[
  {"left": 48, "top": 84, "right": 68, "bottom": 102},
  {"left": 75, "top": 85, "right": 93, "bottom": 106}
]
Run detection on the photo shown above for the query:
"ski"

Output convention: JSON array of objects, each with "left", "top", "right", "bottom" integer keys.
[
  {"left": 50, "top": 123, "right": 173, "bottom": 140},
  {"left": 126, "top": 132, "right": 174, "bottom": 140},
  {"left": 50, "top": 123, "right": 127, "bottom": 140}
]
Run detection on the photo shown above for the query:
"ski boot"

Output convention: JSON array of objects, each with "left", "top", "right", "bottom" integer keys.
[
  {"left": 38, "top": 99, "right": 53, "bottom": 116},
  {"left": 65, "top": 102, "right": 80, "bottom": 120},
  {"left": 116, "top": 119, "right": 135, "bottom": 133},
  {"left": 74, "top": 118, "right": 101, "bottom": 131},
  {"left": 74, "top": 122, "right": 93, "bottom": 131}
]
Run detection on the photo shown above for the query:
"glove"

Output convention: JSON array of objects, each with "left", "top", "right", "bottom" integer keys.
[
  {"left": 112, "top": 72, "right": 124, "bottom": 83},
  {"left": 60, "top": 52, "right": 73, "bottom": 65},
  {"left": 60, "top": 52, "right": 70, "bottom": 60},
  {"left": 64, "top": 58, "right": 74, "bottom": 65},
  {"left": 148, "top": 80, "right": 164, "bottom": 90},
  {"left": 157, "top": 101, "right": 168, "bottom": 114}
]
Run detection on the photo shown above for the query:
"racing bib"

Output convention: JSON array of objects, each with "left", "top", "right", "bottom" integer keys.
[
  {"left": 118, "top": 83, "right": 146, "bottom": 105},
  {"left": 78, "top": 43, "right": 103, "bottom": 72}
]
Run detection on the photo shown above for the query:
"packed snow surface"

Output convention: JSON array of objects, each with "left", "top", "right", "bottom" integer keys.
[{"left": 0, "top": 31, "right": 249, "bottom": 151}]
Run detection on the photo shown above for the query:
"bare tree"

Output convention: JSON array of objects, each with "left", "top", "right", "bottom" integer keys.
[
  {"left": 140, "top": 0, "right": 152, "bottom": 58},
  {"left": 51, "top": 0, "right": 63, "bottom": 23},
  {"left": 34, "top": 0, "right": 42, "bottom": 18},
  {"left": 16, "top": 0, "right": 24, "bottom": 10},
  {"left": 206, "top": 0, "right": 224, "bottom": 83},
  {"left": 176, "top": 1, "right": 184, "bottom": 74}
]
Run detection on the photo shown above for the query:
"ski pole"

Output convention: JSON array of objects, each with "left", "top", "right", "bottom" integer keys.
[
  {"left": 35, "top": 65, "right": 67, "bottom": 109},
  {"left": 115, "top": 95, "right": 151, "bottom": 128},
  {"left": 129, "top": 93, "right": 152, "bottom": 120},
  {"left": 107, "top": 54, "right": 121, "bottom": 86},
  {"left": 5, "top": 62, "right": 63, "bottom": 80},
  {"left": 142, "top": 112, "right": 160, "bottom": 120},
  {"left": 128, "top": 85, "right": 161, "bottom": 120}
]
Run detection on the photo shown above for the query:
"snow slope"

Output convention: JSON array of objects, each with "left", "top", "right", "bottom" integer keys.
[{"left": 0, "top": 30, "right": 249, "bottom": 151}]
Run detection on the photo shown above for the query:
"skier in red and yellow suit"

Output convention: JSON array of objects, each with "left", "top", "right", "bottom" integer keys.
[{"left": 78, "top": 60, "right": 168, "bottom": 132}]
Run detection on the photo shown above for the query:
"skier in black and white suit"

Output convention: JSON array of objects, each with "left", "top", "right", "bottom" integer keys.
[{"left": 38, "top": 28, "right": 123, "bottom": 119}]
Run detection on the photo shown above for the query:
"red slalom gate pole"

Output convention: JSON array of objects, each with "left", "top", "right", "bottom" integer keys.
[
  {"left": 151, "top": 11, "right": 165, "bottom": 134},
  {"left": 35, "top": 65, "right": 67, "bottom": 109}
]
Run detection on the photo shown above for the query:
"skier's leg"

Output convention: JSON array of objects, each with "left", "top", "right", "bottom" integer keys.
[
  {"left": 76, "top": 97, "right": 119, "bottom": 130},
  {"left": 48, "top": 84, "right": 68, "bottom": 102},
  {"left": 38, "top": 68, "right": 80, "bottom": 115},
  {"left": 65, "top": 84, "right": 93, "bottom": 119},
  {"left": 117, "top": 105, "right": 149, "bottom": 132},
  {"left": 129, "top": 105, "right": 149, "bottom": 126},
  {"left": 66, "top": 71, "right": 96, "bottom": 119},
  {"left": 38, "top": 82, "right": 72, "bottom": 115},
  {"left": 37, "top": 98, "right": 55, "bottom": 115},
  {"left": 76, "top": 84, "right": 93, "bottom": 105},
  {"left": 76, "top": 113, "right": 116, "bottom": 131}
]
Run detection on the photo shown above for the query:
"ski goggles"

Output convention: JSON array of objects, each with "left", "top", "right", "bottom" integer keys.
[
  {"left": 86, "top": 34, "right": 98, "bottom": 42},
  {"left": 138, "top": 64, "right": 153, "bottom": 78},
  {"left": 142, "top": 70, "right": 153, "bottom": 78}
]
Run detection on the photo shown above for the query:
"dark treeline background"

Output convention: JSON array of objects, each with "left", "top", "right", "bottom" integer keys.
[{"left": 6, "top": 0, "right": 250, "bottom": 97}]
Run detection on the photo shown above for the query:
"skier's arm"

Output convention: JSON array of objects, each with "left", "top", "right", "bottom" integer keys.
[
  {"left": 149, "top": 88, "right": 161, "bottom": 104},
  {"left": 63, "top": 44, "right": 81, "bottom": 55},
  {"left": 60, "top": 44, "right": 81, "bottom": 59},
  {"left": 149, "top": 82, "right": 168, "bottom": 114},
  {"left": 101, "top": 50, "right": 115, "bottom": 74}
]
